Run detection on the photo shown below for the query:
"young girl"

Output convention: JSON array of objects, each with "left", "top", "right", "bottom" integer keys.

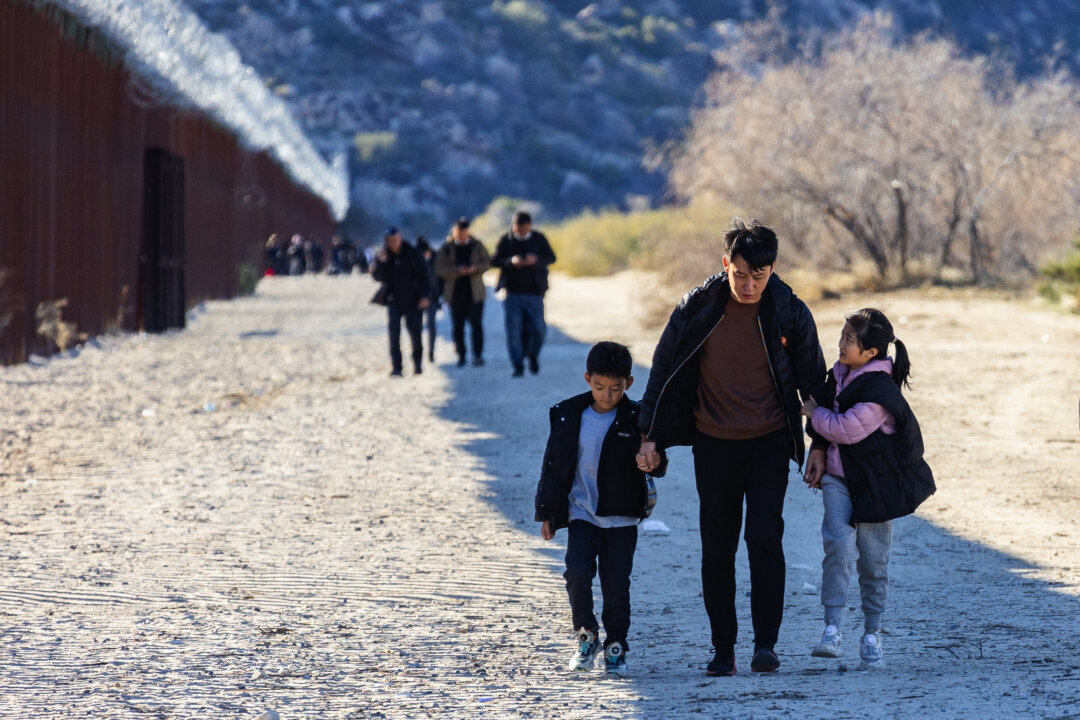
[{"left": 800, "top": 308, "right": 935, "bottom": 670}]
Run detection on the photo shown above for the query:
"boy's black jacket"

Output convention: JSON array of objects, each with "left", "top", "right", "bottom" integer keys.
[
  {"left": 637, "top": 272, "right": 827, "bottom": 467},
  {"left": 535, "top": 392, "right": 668, "bottom": 530},
  {"left": 827, "top": 369, "right": 936, "bottom": 523}
]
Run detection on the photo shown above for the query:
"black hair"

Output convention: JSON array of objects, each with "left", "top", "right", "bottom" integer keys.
[
  {"left": 845, "top": 308, "right": 912, "bottom": 389},
  {"left": 723, "top": 217, "right": 778, "bottom": 271},
  {"left": 586, "top": 341, "right": 632, "bottom": 379},
  {"left": 513, "top": 210, "right": 532, "bottom": 226}
]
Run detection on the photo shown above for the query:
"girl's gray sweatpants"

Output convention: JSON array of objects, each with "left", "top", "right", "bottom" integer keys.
[{"left": 820, "top": 473, "right": 891, "bottom": 632}]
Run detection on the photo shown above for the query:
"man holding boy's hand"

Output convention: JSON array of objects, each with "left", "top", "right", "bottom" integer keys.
[{"left": 636, "top": 218, "right": 827, "bottom": 677}]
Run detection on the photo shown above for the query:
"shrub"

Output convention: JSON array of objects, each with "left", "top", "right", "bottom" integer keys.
[{"left": 1039, "top": 239, "right": 1080, "bottom": 311}]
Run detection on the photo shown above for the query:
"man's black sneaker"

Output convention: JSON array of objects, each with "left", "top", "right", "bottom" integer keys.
[
  {"left": 706, "top": 651, "right": 736, "bottom": 677},
  {"left": 413, "top": 364, "right": 423, "bottom": 376},
  {"left": 528, "top": 357, "right": 539, "bottom": 374},
  {"left": 750, "top": 647, "right": 780, "bottom": 673},
  {"left": 472, "top": 357, "right": 485, "bottom": 367},
  {"left": 457, "top": 356, "right": 467, "bottom": 367},
  {"left": 390, "top": 369, "right": 403, "bottom": 378},
  {"left": 512, "top": 365, "right": 525, "bottom": 377}
]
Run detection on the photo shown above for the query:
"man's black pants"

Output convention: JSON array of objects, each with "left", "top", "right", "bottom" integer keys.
[
  {"left": 564, "top": 520, "right": 637, "bottom": 650},
  {"left": 692, "top": 428, "right": 790, "bottom": 653},
  {"left": 387, "top": 304, "right": 423, "bottom": 372},
  {"left": 450, "top": 300, "right": 484, "bottom": 360}
]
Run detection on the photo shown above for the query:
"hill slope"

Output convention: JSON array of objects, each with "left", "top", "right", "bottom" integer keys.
[{"left": 186, "top": 0, "right": 1080, "bottom": 237}]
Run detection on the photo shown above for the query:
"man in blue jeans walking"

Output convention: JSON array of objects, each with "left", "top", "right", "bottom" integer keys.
[{"left": 492, "top": 211, "right": 557, "bottom": 377}]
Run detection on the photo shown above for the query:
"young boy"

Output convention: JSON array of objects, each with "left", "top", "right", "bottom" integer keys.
[{"left": 535, "top": 341, "right": 667, "bottom": 677}]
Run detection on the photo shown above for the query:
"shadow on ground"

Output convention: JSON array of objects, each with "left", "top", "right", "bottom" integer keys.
[{"left": 432, "top": 291, "right": 1080, "bottom": 717}]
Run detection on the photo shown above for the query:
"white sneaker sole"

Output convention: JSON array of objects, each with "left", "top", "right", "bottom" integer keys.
[
  {"left": 811, "top": 645, "right": 841, "bottom": 658},
  {"left": 858, "top": 658, "right": 886, "bottom": 671}
]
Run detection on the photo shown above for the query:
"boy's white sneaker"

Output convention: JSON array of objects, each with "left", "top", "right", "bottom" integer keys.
[
  {"left": 568, "top": 628, "right": 600, "bottom": 672},
  {"left": 604, "top": 641, "right": 629, "bottom": 678},
  {"left": 858, "top": 630, "right": 885, "bottom": 670},
  {"left": 811, "top": 624, "right": 843, "bottom": 658}
]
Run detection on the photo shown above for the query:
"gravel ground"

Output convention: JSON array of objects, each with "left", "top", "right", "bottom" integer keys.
[{"left": 1, "top": 271, "right": 1079, "bottom": 719}]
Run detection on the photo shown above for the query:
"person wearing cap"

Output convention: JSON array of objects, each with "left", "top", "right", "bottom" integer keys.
[
  {"left": 371, "top": 227, "right": 432, "bottom": 377},
  {"left": 435, "top": 217, "right": 492, "bottom": 367},
  {"left": 492, "top": 210, "right": 557, "bottom": 377}
]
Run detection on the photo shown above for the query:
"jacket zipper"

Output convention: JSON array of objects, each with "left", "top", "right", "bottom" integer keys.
[
  {"left": 757, "top": 317, "right": 802, "bottom": 471},
  {"left": 647, "top": 314, "right": 725, "bottom": 439}
]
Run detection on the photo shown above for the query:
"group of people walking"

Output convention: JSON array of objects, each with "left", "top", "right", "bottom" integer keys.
[
  {"left": 535, "top": 218, "right": 935, "bottom": 678},
  {"left": 265, "top": 233, "right": 368, "bottom": 277},
  {"left": 369, "top": 211, "right": 557, "bottom": 378}
]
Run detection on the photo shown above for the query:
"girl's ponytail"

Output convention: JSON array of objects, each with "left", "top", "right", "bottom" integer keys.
[{"left": 891, "top": 337, "right": 911, "bottom": 389}]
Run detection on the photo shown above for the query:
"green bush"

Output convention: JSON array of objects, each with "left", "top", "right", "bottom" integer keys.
[
  {"left": 1038, "top": 238, "right": 1080, "bottom": 312},
  {"left": 547, "top": 201, "right": 736, "bottom": 277},
  {"left": 236, "top": 263, "right": 262, "bottom": 296}
]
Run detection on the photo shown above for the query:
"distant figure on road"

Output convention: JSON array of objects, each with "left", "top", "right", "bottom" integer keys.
[
  {"left": 435, "top": 218, "right": 491, "bottom": 367},
  {"left": 636, "top": 218, "right": 828, "bottom": 676},
  {"left": 264, "top": 234, "right": 287, "bottom": 276},
  {"left": 534, "top": 341, "right": 667, "bottom": 678},
  {"left": 371, "top": 227, "right": 432, "bottom": 377},
  {"left": 329, "top": 234, "right": 355, "bottom": 275},
  {"left": 800, "top": 308, "right": 935, "bottom": 671},
  {"left": 287, "top": 234, "right": 306, "bottom": 276},
  {"left": 492, "top": 210, "right": 556, "bottom": 377},
  {"left": 415, "top": 236, "right": 442, "bottom": 363}
]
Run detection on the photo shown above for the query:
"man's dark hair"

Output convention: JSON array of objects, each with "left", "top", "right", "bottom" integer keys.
[
  {"left": 723, "top": 218, "right": 778, "bottom": 271},
  {"left": 513, "top": 210, "right": 532, "bottom": 226},
  {"left": 455, "top": 216, "right": 470, "bottom": 230},
  {"left": 586, "top": 341, "right": 632, "bottom": 379}
]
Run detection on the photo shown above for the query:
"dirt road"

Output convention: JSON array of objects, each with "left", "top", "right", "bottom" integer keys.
[{"left": 1, "top": 272, "right": 1078, "bottom": 718}]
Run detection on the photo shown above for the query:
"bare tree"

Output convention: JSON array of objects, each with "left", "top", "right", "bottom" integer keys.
[{"left": 669, "top": 14, "right": 1080, "bottom": 286}]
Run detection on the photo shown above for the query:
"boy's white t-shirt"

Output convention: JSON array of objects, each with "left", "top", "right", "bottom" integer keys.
[{"left": 568, "top": 405, "right": 640, "bottom": 528}]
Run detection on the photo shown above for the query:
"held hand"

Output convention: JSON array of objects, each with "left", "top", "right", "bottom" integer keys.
[
  {"left": 524, "top": 253, "right": 538, "bottom": 266},
  {"left": 540, "top": 520, "right": 554, "bottom": 541},
  {"left": 457, "top": 265, "right": 475, "bottom": 276},
  {"left": 804, "top": 448, "right": 826, "bottom": 489},
  {"left": 636, "top": 437, "right": 661, "bottom": 472},
  {"left": 510, "top": 255, "right": 525, "bottom": 268},
  {"left": 376, "top": 250, "right": 388, "bottom": 262},
  {"left": 800, "top": 396, "right": 818, "bottom": 417},
  {"left": 418, "top": 297, "right": 431, "bottom": 310}
]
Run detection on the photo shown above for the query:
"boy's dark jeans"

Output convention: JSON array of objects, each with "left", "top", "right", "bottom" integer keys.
[
  {"left": 692, "top": 428, "right": 790, "bottom": 653},
  {"left": 450, "top": 300, "right": 484, "bottom": 359},
  {"left": 564, "top": 520, "right": 637, "bottom": 651},
  {"left": 387, "top": 304, "right": 423, "bottom": 372}
]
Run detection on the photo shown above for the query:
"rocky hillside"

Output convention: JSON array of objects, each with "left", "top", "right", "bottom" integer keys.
[{"left": 185, "top": 0, "right": 1080, "bottom": 237}]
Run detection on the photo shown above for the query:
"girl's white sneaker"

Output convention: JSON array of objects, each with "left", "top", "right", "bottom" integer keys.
[
  {"left": 811, "top": 624, "right": 843, "bottom": 658},
  {"left": 858, "top": 630, "right": 885, "bottom": 670}
]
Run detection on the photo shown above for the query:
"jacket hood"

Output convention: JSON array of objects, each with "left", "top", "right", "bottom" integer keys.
[{"left": 834, "top": 357, "right": 894, "bottom": 389}]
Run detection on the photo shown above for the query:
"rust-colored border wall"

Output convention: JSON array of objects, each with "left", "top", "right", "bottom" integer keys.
[{"left": 0, "top": 1, "right": 337, "bottom": 364}]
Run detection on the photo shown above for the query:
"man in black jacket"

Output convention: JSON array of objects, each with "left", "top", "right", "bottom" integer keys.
[
  {"left": 491, "top": 210, "right": 557, "bottom": 377},
  {"left": 637, "top": 218, "right": 827, "bottom": 676},
  {"left": 370, "top": 227, "right": 432, "bottom": 377}
]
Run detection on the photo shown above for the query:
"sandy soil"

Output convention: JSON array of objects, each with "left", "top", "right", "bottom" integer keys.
[{"left": 1, "top": 270, "right": 1078, "bottom": 718}]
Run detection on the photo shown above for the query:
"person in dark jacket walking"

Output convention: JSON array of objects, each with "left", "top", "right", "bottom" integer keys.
[
  {"left": 636, "top": 218, "right": 828, "bottom": 677},
  {"left": 370, "top": 227, "right": 432, "bottom": 377},
  {"left": 800, "top": 308, "right": 934, "bottom": 671},
  {"left": 535, "top": 341, "right": 667, "bottom": 677},
  {"left": 435, "top": 218, "right": 491, "bottom": 367},
  {"left": 492, "top": 210, "right": 556, "bottom": 377},
  {"left": 415, "top": 236, "right": 442, "bottom": 363}
]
